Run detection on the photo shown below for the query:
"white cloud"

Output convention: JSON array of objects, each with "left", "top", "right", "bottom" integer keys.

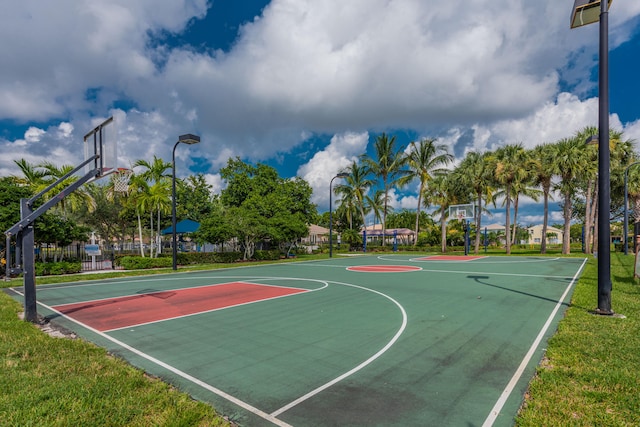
[
  {"left": 24, "top": 127, "right": 46, "bottom": 143},
  {"left": 203, "top": 173, "right": 224, "bottom": 195},
  {"left": 297, "top": 131, "right": 369, "bottom": 206},
  {"left": 1, "top": 0, "right": 640, "bottom": 217}
]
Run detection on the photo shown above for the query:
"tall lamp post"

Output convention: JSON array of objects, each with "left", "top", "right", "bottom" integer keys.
[
  {"left": 329, "top": 172, "right": 349, "bottom": 258},
  {"left": 623, "top": 161, "right": 640, "bottom": 255},
  {"left": 571, "top": 0, "right": 613, "bottom": 314},
  {"left": 172, "top": 134, "right": 200, "bottom": 270}
]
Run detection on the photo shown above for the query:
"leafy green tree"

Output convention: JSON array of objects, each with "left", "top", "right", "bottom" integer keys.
[
  {"left": 203, "top": 158, "right": 317, "bottom": 259},
  {"left": 0, "top": 177, "right": 33, "bottom": 234},
  {"left": 177, "top": 173, "right": 214, "bottom": 222},
  {"left": 35, "top": 214, "right": 90, "bottom": 261}
]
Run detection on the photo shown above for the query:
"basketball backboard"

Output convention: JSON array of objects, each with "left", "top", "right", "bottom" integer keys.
[
  {"left": 84, "top": 116, "right": 117, "bottom": 178},
  {"left": 448, "top": 204, "right": 475, "bottom": 222}
]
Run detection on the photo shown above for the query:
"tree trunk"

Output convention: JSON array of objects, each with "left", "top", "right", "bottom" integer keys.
[
  {"left": 149, "top": 211, "right": 154, "bottom": 258},
  {"left": 511, "top": 194, "right": 519, "bottom": 245},
  {"left": 562, "top": 192, "right": 572, "bottom": 255},
  {"left": 414, "top": 183, "right": 424, "bottom": 246},
  {"left": 589, "top": 183, "right": 598, "bottom": 254},
  {"left": 137, "top": 210, "right": 145, "bottom": 257},
  {"left": 505, "top": 184, "right": 512, "bottom": 254},
  {"left": 584, "top": 179, "right": 594, "bottom": 254},
  {"left": 440, "top": 206, "right": 447, "bottom": 253},
  {"left": 541, "top": 187, "right": 549, "bottom": 254},
  {"left": 474, "top": 192, "right": 483, "bottom": 254}
]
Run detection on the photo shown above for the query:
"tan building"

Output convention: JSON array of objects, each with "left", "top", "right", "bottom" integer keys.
[
  {"left": 300, "top": 224, "right": 329, "bottom": 251},
  {"left": 525, "top": 224, "right": 563, "bottom": 245}
]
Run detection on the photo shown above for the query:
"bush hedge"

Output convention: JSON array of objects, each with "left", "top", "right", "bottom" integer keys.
[
  {"left": 118, "top": 257, "right": 173, "bottom": 270},
  {"left": 35, "top": 261, "right": 82, "bottom": 276}
]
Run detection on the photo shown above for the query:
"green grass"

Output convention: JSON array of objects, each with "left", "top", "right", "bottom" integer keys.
[
  {"left": 0, "top": 293, "right": 230, "bottom": 426},
  {"left": 516, "top": 252, "right": 640, "bottom": 426}
]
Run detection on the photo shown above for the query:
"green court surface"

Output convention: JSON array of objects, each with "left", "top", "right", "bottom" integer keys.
[{"left": 7, "top": 255, "right": 586, "bottom": 426}]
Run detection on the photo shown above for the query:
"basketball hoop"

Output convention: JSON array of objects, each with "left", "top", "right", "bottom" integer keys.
[{"left": 112, "top": 168, "right": 133, "bottom": 193}]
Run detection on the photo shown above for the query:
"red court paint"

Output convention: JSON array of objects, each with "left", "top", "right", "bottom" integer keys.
[
  {"left": 416, "top": 255, "right": 486, "bottom": 261},
  {"left": 346, "top": 265, "right": 422, "bottom": 272},
  {"left": 53, "top": 282, "right": 307, "bottom": 332}
]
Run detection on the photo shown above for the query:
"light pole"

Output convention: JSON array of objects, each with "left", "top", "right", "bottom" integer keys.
[
  {"left": 329, "top": 172, "right": 349, "bottom": 258},
  {"left": 571, "top": 0, "right": 613, "bottom": 314},
  {"left": 623, "top": 161, "right": 640, "bottom": 255},
  {"left": 172, "top": 134, "right": 200, "bottom": 271}
]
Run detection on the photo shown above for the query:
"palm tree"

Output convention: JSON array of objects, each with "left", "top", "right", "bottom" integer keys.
[
  {"left": 360, "top": 133, "right": 409, "bottom": 245},
  {"left": 452, "top": 152, "right": 494, "bottom": 254},
  {"left": 551, "top": 137, "right": 588, "bottom": 254},
  {"left": 531, "top": 144, "right": 557, "bottom": 254},
  {"left": 425, "top": 172, "right": 457, "bottom": 253},
  {"left": 365, "top": 189, "right": 386, "bottom": 229},
  {"left": 122, "top": 172, "right": 149, "bottom": 257},
  {"left": 12, "top": 159, "right": 95, "bottom": 218},
  {"left": 491, "top": 144, "right": 529, "bottom": 254},
  {"left": 40, "top": 162, "right": 96, "bottom": 217},
  {"left": 133, "top": 156, "right": 173, "bottom": 257},
  {"left": 12, "top": 159, "right": 47, "bottom": 190},
  {"left": 334, "top": 161, "right": 374, "bottom": 228},
  {"left": 399, "top": 138, "right": 453, "bottom": 245}
]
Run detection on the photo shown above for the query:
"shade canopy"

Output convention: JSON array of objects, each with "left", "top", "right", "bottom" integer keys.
[{"left": 162, "top": 219, "right": 200, "bottom": 235}]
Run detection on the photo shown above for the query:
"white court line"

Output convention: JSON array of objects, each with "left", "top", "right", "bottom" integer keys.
[
  {"left": 270, "top": 280, "right": 407, "bottom": 417},
  {"left": 50, "top": 278, "right": 319, "bottom": 308},
  {"left": 9, "top": 287, "right": 294, "bottom": 427},
  {"left": 10, "top": 276, "right": 407, "bottom": 426},
  {"left": 103, "top": 280, "right": 329, "bottom": 333},
  {"left": 481, "top": 257, "right": 588, "bottom": 427}
]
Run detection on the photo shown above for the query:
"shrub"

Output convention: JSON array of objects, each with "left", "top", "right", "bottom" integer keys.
[
  {"left": 35, "top": 261, "right": 82, "bottom": 276},
  {"left": 119, "top": 257, "right": 172, "bottom": 270},
  {"left": 254, "top": 250, "right": 281, "bottom": 261}
]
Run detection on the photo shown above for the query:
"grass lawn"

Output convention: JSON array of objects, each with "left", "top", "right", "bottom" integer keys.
[
  {"left": 516, "top": 251, "right": 640, "bottom": 426},
  {"left": 1, "top": 250, "right": 638, "bottom": 425}
]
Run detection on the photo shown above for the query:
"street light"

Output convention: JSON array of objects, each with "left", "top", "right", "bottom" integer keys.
[
  {"left": 172, "top": 133, "right": 200, "bottom": 271},
  {"left": 623, "top": 161, "right": 640, "bottom": 255},
  {"left": 571, "top": 0, "right": 613, "bottom": 315},
  {"left": 329, "top": 172, "right": 349, "bottom": 258}
]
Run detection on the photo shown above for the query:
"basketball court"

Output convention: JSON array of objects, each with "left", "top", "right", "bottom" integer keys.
[{"left": 6, "top": 254, "right": 586, "bottom": 426}]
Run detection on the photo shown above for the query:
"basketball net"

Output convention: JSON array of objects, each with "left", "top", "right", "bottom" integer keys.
[{"left": 112, "top": 168, "right": 133, "bottom": 193}]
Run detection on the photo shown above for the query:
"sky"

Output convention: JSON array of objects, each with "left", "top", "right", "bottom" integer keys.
[{"left": 2, "top": 0, "right": 640, "bottom": 227}]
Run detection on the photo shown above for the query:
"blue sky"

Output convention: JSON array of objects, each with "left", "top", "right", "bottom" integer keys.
[{"left": 1, "top": 1, "right": 640, "bottom": 227}]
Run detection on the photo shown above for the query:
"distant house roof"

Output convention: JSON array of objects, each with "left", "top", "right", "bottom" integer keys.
[
  {"left": 308, "top": 224, "right": 329, "bottom": 235},
  {"left": 361, "top": 227, "right": 414, "bottom": 236},
  {"left": 526, "top": 224, "right": 563, "bottom": 233},
  {"left": 483, "top": 223, "right": 506, "bottom": 231},
  {"left": 161, "top": 219, "right": 200, "bottom": 235}
]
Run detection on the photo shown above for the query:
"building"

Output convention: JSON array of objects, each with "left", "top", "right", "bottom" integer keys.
[{"left": 525, "top": 224, "right": 563, "bottom": 245}]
